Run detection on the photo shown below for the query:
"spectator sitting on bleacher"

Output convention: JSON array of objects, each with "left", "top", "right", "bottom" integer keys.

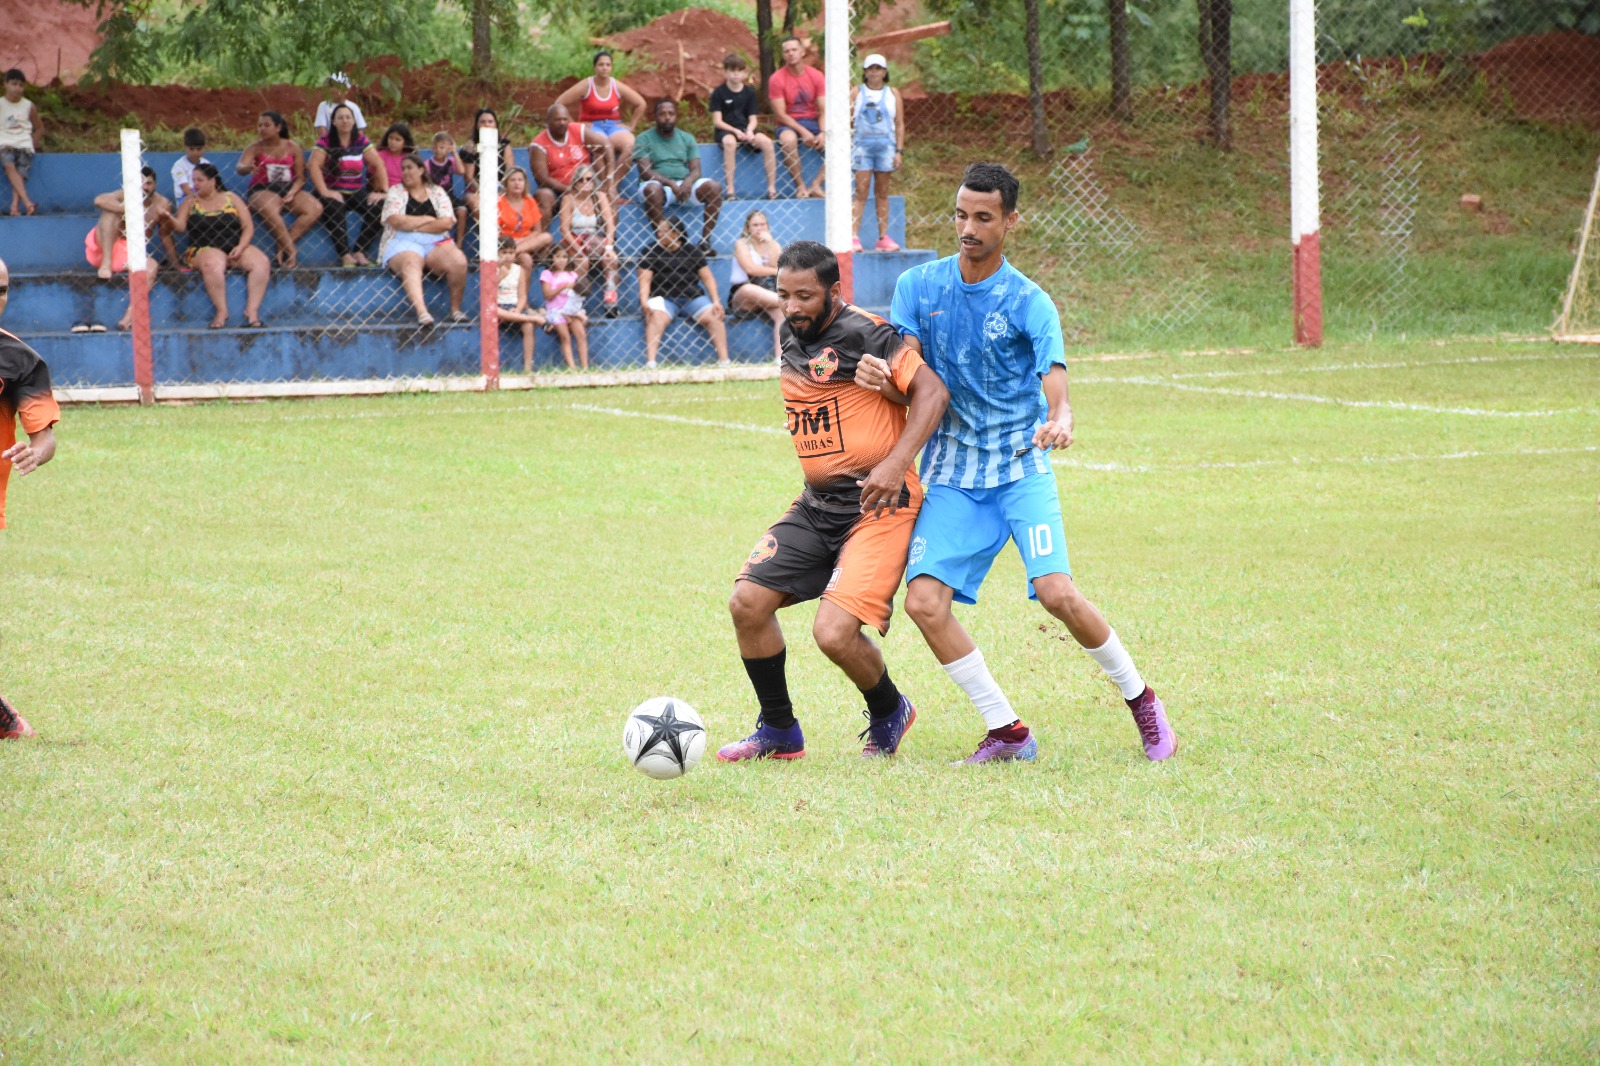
[
  {"left": 237, "top": 110, "right": 323, "bottom": 270},
  {"left": 498, "top": 167, "right": 553, "bottom": 274},
  {"left": 171, "top": 127, "right": 209, "bottom": 203},
  {"left": 635, "top": 99, "right": 722, "bottom": 252},
  {"left": 381, "top": 153, "right": 468, "bottom": 328},
  {"left": 461, "top": 109, "right": 517, "bottom": 222},
  {"left": 313, "top": 72, "right": 367, "bottom": 140},
  {"left": 494, "top": 237, "right": 546, "bottom": 374},
  {"left": 376, "top": 122, "right": 414, "bottom": 190},
  {"left": 555, "top": 52, "right": 645, "bottom": 206},
  {"left": 730, "top": 208, "right": 784, "bottom": 360},
  {"left": 639, "top": 215, "right": 728, "bottom": 371},
  {"left": 711, "top": 53, "right": 777, "bottom": 202},
  {"left": 310, "top": 104, "right": 387, "bottom": 268},
  {"left": 558, "top": 164, "right": 619, "bottom": 315},
  {"left": 425, "top": 131, "right": 469, "bottom": 246},
  {"left": 528, "top": 104, "right": 612, "bottom": 226},
  {"left": 769, "top": 37, "right": 826, "bottom": 199},
  {"left": 541, "top": 245, "right": 589, "bottom": 371},
  {"left": 170, "top": 163, "right": 271, "bottom": 329},
  {"left": 1, "top": 69, "right": 42, "bottom": 217},
  {"left": 84, "top": 166, "right": 178, "bottom": 332}
]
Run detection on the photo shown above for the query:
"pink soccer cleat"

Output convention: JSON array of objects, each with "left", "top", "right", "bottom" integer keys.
[{"left": 1127, "top": 687, "right": 1176, "bottom": 761}]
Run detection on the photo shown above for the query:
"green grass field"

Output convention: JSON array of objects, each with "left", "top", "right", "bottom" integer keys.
[{"left": 2, "top": 338, "right": 1598, "bottom": 1062}]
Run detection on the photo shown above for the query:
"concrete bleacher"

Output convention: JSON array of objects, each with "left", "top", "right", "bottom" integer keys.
[{"left": 2, "top": 147, "right": 934, "bottom": 387}]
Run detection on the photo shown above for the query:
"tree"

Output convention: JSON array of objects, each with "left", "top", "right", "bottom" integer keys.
[
  {"left": 1196, "top": 0, "right": 1232, "bottom": 150},
  {"left": 1108, "top": 0, "right": 1131, "bottom": 121},
  {"left": 756, "top": 0, "right": 775, "bottom": 107},
  {"left": 471, "top": 0, "right": 493, "bottom": 78},
  {"left": 1025, "top": 0, "right": 1051, "bottom": 157}
]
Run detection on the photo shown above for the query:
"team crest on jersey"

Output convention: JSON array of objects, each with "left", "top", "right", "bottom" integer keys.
[
  {"left": 983, "top": 311, "right": 1010, "bottom": 341},
  {"left": 748, "top": 533, "right": 779, "bottom": 565},
  {"left": 809, "top": 347, "right": 840, "bottom": 382}
]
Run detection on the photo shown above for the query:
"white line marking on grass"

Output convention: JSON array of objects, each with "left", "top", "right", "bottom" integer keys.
[
  {"left": 1051, "top": 444, "right": 1599, "bottom": 474},
  {"left": 567, "top": 404, "right": 788, "bottom": 435},
  {"left": 1086, "top": 377, "right": 1595, "bottom": 418},
  {"left": 1161, "top": 350, "right": 1600, "bottom": 381}
]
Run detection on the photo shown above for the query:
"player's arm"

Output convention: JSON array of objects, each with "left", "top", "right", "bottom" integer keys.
[
  {"left": 856, "top": 333, "right": 921, "bottom": 404},
  {"left": 857, "top": 362, "right": 947, "bottom": 518},
  {"left": 2, "top": 424, "right": 54, "bottom": 475},
  {"left": 1034, "top": 364, "right": 1074, "bottom": 451}
]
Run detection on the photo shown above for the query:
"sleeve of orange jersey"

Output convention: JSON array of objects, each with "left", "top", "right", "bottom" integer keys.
[
  {"left": 15, "top": 362, "right": 60, "bottom": 436},
  {"left": 889, "top": 343, "right": 925, "bottom": 395}
]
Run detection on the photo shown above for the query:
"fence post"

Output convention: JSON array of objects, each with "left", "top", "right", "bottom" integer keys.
[
  {"left": 1289, "top": 0, "right": 1322, "bottom": 347},
  {"left": 120, "top": 128, "right": 155, "bottom": 403},
  {"left": 824, "top": 0, "right": 854, "bottom": 302},
  {"left": 477, "top": 127, "right": 501, "bottom": 389}
]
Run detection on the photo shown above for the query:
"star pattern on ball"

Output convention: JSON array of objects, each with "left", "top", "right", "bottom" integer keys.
[{"left": 633, "top": 700, "right": 704, "bottom": 770}]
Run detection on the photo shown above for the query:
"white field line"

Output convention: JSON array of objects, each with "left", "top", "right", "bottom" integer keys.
[
  {"left": 566, "top": 403, "right": 788, "bottom": 435},
  {"left": 1159, "top": 349, "right": 1600, "bottom": 380},
  {"left": 1081, "top": 376, "right": 1595, "bottom": 418}
]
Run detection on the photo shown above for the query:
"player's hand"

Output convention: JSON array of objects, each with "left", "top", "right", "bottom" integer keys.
[
  {"left": 856, "top": 459, "right": 907, "bottom": 519},
  {"left": 1033, "top": 416, "right": 1074, "bottom": 451},
  {"left": 855, "top": 353, "right": 892, "bottom": 393},
  {"left": 3, "top": 441, "right": 44, "bottom": 475}
]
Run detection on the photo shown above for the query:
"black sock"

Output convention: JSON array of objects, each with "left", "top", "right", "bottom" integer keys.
[
  {"left": 742, "top": 649, "right": 796, "bottom": 729},
  {"left": 863, "top": 669, "right": 902, "bottom": 721}
]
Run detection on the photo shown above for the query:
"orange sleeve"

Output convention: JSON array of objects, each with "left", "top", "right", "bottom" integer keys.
[
  {"left": 18, "top": 393, "right": 60, "bottom": 436},
  {"left": 889, "top": 343, "right": 925, "bottom": 395}
]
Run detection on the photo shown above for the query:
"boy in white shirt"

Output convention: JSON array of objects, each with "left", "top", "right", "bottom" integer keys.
[{"left": 170, "top": 127, "right": 209, "bottom": 201}]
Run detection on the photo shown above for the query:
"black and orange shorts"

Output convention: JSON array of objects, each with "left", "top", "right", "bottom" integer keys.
[{"left": 736, "top": 493, "right": 919, "bottom": 635}]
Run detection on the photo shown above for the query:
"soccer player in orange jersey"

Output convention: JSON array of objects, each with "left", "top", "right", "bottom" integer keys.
[
  {"left": 0, "top": 320, "right": 60, "bottom": 740},
  {"left": 720, "top": 241, "right": 948, "bottom": 760}
]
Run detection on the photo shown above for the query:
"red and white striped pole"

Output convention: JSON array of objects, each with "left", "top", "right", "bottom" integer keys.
[
  {"left": 477, "top": 126, "right": 501, "bottom": 389},
  {"left": 121, "top": 128, "right": 155, "bottom": 403},
  {"left": 824, "top": 0, "right": 854, "bottom": 302},
  {"left": 1289, "top": 0, "right": 1322, "bottom": 347}
]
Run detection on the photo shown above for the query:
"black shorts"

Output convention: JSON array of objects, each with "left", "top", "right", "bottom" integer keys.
[
  {"left": 727, "top": 276, "right": 776, "bottom": 309},
  {"left": 717, "top": 131, "right": 767, "bottom": 148},
  {"left": 736, "top": 491, "right": 918, "bottom": 634},
  {"left": 250, "top": 181, "right": 294, "bottom": 199}
]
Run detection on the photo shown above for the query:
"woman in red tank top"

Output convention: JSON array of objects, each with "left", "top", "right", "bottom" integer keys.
[
  {"left": 234, "top": 110, "right": 324, "bottom": 269},
  {"left": 555, "top": 51, "right": 646, "bottom": 202}
]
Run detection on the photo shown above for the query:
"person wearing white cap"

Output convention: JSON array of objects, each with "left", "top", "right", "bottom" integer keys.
[{"left": 850, "top": 54, "right": 904, "bottom": 252}]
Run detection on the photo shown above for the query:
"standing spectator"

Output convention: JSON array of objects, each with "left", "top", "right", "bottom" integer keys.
[
  {"left": 498, "top": 167, "right": 553, "bottom": 273},
  {"left": 380, "top": 153, "right": 468, "bottom": 327},
  {"left": 528, "top": 104, "right": 612, "bottom": 224},
  {"left": 170, "top": 163, "right": 270, "bottom": 329},
  {"left": 634, "top": 99, "right": 722, "bottom": 251},
  {"left": 541, "top": 245, "right": 589, "bottom": 370},
  {"left": 425, "top": 132, "right": 468, "bottom": 245},
  {"left": 236, "top": 110, "right": 323, "bottom": 269},
  {"left": 710, "top": 54, "right": 777, "bottom": 201},
  {"left": 556, "top": 52, "right": 645, "bottom": 204},
  {"left": 171, "top": 127, "right": 209, "bottom": 203},
  {"left": 84, "top": 166, "right": 178, "bottom": 332},
  {"left": 309, "top": 104, "right": 387, "bottom": 268},
  {"left": 375, "top": 122, "right": 414, "bottom": 189},
  {"left": 768, "top": 37, "right": 826, "bottom": 198},
  {"left": 1, "top": 69, "right": 42, "bottom": 217},
  {"left": 313, "top": 72, "right": 367, "bottom": 139},
  {"left": 639, "top": 216, "right": 728, "bottom": 370},
  {"left": 461, "top": 109, "right": 517, "bottom": 220},
  {"left": 494, "top": 238, "right": 546, "bottom": 373},
  {"left": 851, "top": 54, "right": 904, "bottom": 252},
  {"left": 558, "top": 164, "right": 619, "bottom": 315},
  {"left": 729, "top": 208, "right": 784, "bottom": 359}
]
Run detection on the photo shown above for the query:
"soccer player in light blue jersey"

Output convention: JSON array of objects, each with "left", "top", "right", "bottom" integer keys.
[{"left": 859, "top": 161, "right": 1175, "bottom": 764}]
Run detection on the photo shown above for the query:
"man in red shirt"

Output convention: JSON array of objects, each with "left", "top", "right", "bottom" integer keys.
[
  {"left": 768, "top": 36, "right": 827, "bottom": 198},
  {"left": 529, "top": 104, "right": 615, "bottom": 221}
]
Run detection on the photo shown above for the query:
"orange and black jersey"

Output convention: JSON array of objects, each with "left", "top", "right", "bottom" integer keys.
[
  {"left": 779, "top": 303, "right": 927, "bottom": 514},
  {"left": 0, "top": 329, "right": 61, "bottom": 530}
]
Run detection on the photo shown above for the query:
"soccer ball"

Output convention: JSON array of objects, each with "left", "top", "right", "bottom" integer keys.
[{"left": 622, "top": 697, "right": 707, "bottom": 780}]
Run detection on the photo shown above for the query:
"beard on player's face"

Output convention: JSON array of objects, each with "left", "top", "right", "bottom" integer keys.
[{"left": 786, "top": 291, "right": 834, "bottom": 341}]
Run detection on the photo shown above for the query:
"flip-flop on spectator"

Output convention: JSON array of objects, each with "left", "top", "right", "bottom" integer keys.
[
  {"left": 850, "top": 54, "right": 904, "bottom": 252},
  {"left": 237, "top": 110, "right": 323, "bottom": 269},
  {"left": 170, "top": 163, "right": 271, "bottom": 328},
  {"left": 0, "top": 69, "right": 42, "bottom": 217}
]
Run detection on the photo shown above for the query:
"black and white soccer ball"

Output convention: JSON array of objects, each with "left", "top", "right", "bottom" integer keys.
[{"left": 622, "top": 697, "right": 707, "bottom": 779}]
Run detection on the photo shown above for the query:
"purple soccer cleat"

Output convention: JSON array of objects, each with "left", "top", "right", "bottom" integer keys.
[
  {"left": 1127, "top": 687, "right": 1176, "bottom": 761},
  {"left": 716, "top": 720, "right": 806, "bottom": 762},
  {"left": 953, "top": 730, "right": 1039, "bottom": 765},
  {"left": 859, "top": 696, "right": 917, "bottom": 757}
]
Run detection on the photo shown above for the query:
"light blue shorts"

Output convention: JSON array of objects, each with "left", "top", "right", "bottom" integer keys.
[
  {"left": 590, "top": 119, "right": 627, "bottom": 138},
  {"left": 381, "top": 230, "right": 448, "bottom": 266},
  {"left": 852, "top": 139, "right": 896, "bottom": 173},
  {"left": 906, "top": 473, "right": 1071, "bottom": 604},
  {"left": 654, "top": 294, "right": 713, "bottom": 321}
]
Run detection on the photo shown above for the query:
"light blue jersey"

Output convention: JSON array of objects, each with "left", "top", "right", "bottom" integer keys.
[{"left": 890, "top": 255, "right": 1066, "bottom": 489}]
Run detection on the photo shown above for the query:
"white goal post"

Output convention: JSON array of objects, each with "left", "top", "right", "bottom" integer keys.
[{"left": 1555, "top": 152, "right": 1600, "bottom": 344}]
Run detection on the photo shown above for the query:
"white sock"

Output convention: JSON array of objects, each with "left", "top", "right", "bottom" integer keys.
[
  {"left": 942, "top": 648, "right": 1018, "bottom": 730},
  {"left": 1086, "top": 629, "right": 1146, "bottom": 701}
]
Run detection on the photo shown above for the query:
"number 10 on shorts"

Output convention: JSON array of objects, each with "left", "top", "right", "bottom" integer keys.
[{"left": 1026, "top": 524, "right": 1053, "bottom": 559}]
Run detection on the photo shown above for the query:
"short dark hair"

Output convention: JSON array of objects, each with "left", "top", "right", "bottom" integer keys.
[
  {"left": 723, "top": 53, "right": 747, "bottom": 70},
  {"left": 3, "top": 69, "right": 24, "bottom": 84},
  {"left": 658, "top": 215, "right": 689, "bottom": 242},
  {"left": 182, "top": 126, "right": 207, "bottom": 148},
  {"left": 498, "top": 237, "right": 517, "bottom": 253},
  {"left": 654, "top": 98, "right": 677, "bottom": 115},
  {"left": 140, "top": 165, "right": 157, "bottom": 180},
  {"left": 960, "top": 161, "right": 1019, "bottom": 213},
  {"left": 780, "top": 35, "right": 803, "bottom": 48},
  {"left": 777, "top": 240, "right": 840, "bottom": 290}
]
